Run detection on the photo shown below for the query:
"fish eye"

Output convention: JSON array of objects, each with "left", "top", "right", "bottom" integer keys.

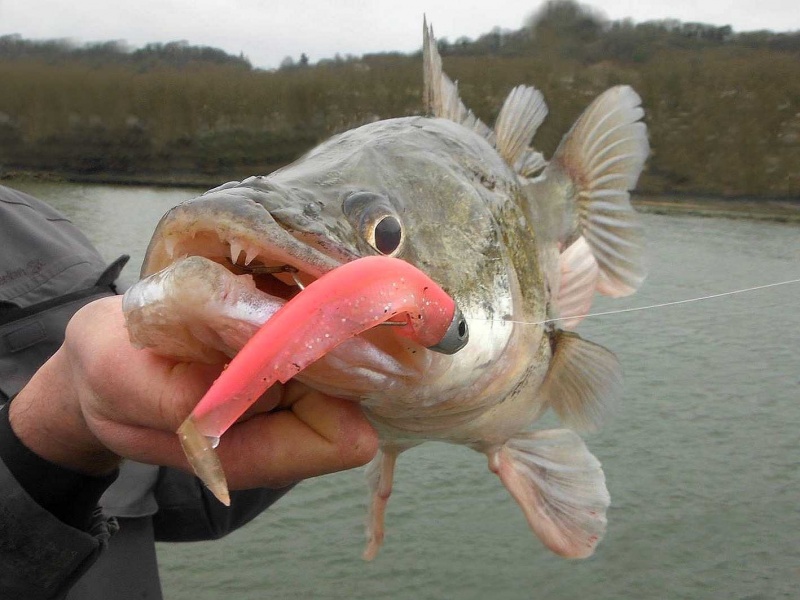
[
  {"left": 370, "top": 215, "right": 403, "bottom": 255},
  {"left": 342, "top": 191, "right": 404, "bottom": 256}
]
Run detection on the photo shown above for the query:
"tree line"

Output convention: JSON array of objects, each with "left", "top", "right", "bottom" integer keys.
[{"left": 0, "top": 0, "right": 797, "bottom": 197}]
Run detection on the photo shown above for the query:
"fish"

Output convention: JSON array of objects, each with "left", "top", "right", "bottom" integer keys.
[{"left": 122, "top": 20, "right": 648, "bottom": 561}]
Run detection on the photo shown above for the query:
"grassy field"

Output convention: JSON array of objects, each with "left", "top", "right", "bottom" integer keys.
[{"left": 1, "top": 4, "right": 798, "bottom": 200}]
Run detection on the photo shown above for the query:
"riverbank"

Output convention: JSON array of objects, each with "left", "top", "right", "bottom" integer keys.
[
  {"left": 0, "top": 168, "right": 254, "bottom": 190},
  {"left": 633, "top": 195, "right": 800, "bottom": 224},
  {"left": 3, "top": 170, "right": 799, "bottom": 223}
]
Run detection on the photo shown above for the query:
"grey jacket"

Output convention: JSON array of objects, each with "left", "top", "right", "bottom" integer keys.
[{"left": 0, "top": 186, "right": 288, "bottom": 599}]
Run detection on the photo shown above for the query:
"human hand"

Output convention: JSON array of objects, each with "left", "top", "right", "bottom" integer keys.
[{"left": 9, "top": 296, "right": 378, "bottom": 488}]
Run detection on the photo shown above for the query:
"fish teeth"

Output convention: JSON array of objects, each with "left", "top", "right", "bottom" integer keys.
[
  {"left": 244, "top": 248, "right": 258, "bottom": 266},
  {"left": 229, "top": 241, "right": 243, "bottom": 265}
]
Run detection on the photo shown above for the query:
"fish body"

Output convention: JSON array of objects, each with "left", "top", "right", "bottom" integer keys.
[{"left": 123, "top": 22, "right": 648, "bottom": 560}]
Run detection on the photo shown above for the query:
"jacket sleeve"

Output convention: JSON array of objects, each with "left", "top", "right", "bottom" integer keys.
[
  {"left": 151, "top": 467, "right": 292, "bottom": 542},
  {"left": 0, "top": 405, "right": 120, "bottom": 600}
]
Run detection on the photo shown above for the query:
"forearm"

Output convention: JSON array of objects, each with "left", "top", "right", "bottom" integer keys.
[
  {"left": 1, "top": 397, "right": 118, "bottom": 529},
  {"left": 0, "top": 349, "right": 124, "bottom": 598},
  {"left": 8, "top": 347, "right": 121, "bottom": 477}
]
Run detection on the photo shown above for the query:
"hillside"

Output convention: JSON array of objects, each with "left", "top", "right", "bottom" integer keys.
[{"left": 1, "top": 1, "right": 798, "bottom": 198}]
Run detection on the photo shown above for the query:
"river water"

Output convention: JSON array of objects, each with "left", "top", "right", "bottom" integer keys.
[{"left": 11, "top": 181, "right": 799, "bottom": 599}]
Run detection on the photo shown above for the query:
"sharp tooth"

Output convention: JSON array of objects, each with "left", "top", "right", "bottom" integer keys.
[
  {"left": 229, "top": 241, "right": 243, "bottom": 265},
  {"left": 244, "top": 248, "right": 258, "bottom": 266}
]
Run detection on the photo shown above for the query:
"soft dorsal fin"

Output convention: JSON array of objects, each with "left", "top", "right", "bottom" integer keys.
[
  {"left": 423, "top": 20, "right": 550, "bottom": 177},
  {"left": 494, "top": 85, "right": 548, "bottom": 174},
  {"left": 423, "top": 19, "right": 492, "bottom": 140},
  {"left": 514, "top": 147, "right": 548, "bottom": 179}
]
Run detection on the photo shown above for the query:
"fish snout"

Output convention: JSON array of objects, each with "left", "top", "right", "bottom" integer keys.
[{"left": 142, "top": 185, "right": 341, "bottom": 281}]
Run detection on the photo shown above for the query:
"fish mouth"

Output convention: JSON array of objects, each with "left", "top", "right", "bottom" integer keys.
[
  {"left": 126, "top": 188, "right": 439, "bottom": 391},
  {"left": 139, "top": 187, "right": 357, "bottom": 308},
  {"left": 147, "top": 230, "right": 327, "bottom": 304}
]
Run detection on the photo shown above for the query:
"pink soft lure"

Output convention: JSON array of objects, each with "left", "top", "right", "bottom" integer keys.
[{"left": 178, "top": 255, "right": 465, "bottom": 504}]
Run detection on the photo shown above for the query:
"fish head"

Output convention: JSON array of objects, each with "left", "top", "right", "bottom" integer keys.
[{"left": 136, "top": 115, "right": 539, "bottom": 403}]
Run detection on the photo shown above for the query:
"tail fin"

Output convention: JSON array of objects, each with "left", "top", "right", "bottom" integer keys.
[
  {"left": 530, "top": 86, "right": 649, "bottom": 301},
  {"left": 489, "top": 429, "right": 610, "bottom": 558}
]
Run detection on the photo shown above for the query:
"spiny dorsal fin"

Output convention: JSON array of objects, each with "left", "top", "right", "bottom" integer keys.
[
  {"left": 423, "top": 20, "right": 548, "bottom": 177},
  {"left": 423, "top": 19, "right": 492, "bottom": 140},
  {"left": 494, "top": 85, "right": 548, "bottom": 175},
  {"left": 540, "top": 330, "right": 622, "bottom": 432},
  {"left": 546, "top": 85, "right": 649, "bottom": 297}
]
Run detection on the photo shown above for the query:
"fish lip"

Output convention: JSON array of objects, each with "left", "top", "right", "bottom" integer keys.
[
  {"left": 155, "top": 232, "right": 344, "bottom": 305},
  {"left": 140, "top": 189, "right": 351, "bottom": 302}
]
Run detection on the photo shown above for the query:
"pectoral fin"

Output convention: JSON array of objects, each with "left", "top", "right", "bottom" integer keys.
[
  {"left": 556, "top": 236, "right": 599, "bottom": 329},
  {"left": 488, "top": 429, "right": 609, "bottom": 558},
  {"left": 541, "top": 331, "right": 622, "bottom": 432}
]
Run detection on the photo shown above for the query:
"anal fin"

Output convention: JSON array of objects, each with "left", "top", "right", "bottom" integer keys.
[
  {"left": 541, "top": 331, "right": 622, "bottom": 432},
  {"left": 488, "top": 429, "right": 609, "bottom": 558}
]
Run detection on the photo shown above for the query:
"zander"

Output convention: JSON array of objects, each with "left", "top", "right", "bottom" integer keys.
[{"left": 123, "top": 21, "right": 648, "bottom": 560}]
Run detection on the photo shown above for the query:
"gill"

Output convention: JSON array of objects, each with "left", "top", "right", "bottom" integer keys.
[{"left": 465, "top": 278, "right": 800, "bottom": 328}]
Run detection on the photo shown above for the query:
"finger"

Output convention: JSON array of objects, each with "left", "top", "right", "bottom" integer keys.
[
  {"left": 91, "top": 422, "right": 189, "bottom": 469},
  {"left": 218, "top": 394, "right": 378, "bottom": 490},
  {"left": 238, "top": 383, "right": 284, "bottom": 421},
  {"left": 67, "top": 297, "right": 225, "bottom": 431}
]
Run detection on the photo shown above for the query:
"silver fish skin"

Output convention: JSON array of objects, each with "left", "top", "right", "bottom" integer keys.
[{"left": 123, "top": 20, "right": 649, "bottom": 561}]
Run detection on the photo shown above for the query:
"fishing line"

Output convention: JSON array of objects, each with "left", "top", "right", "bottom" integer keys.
[{"left": 467, "top": 277, "right": 800, "bottom": 327}]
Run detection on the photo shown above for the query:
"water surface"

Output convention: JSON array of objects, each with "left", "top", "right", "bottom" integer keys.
[{"left": 12, "top": 181, "right": 799, "bottom": 599}]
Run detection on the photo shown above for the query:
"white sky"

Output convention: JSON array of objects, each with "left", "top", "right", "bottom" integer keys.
[{"left": 1, "top": 0, "right": 798, "bottom": 69}]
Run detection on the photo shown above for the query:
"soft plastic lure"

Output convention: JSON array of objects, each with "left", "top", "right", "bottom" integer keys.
[{"left": 178, "top": 255, "right": 468, "bottom": 503}]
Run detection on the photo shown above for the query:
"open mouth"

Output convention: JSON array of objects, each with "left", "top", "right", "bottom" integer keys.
[
  {"left": 126, "top": 222, "right": 450, "bottom": 369},
  {"left": 179, "top": 251, "right": 463, "bottom": 435},
  {"left": 124, "top": 192, "right": 467, "bottom": 412},
  {"left": 144, "top": 225, "right": 339, "bottom": 304}
]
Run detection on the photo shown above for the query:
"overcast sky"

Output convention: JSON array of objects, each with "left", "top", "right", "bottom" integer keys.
[{"left": 2, "top": 0, "right": 798, "bottom": 69}]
